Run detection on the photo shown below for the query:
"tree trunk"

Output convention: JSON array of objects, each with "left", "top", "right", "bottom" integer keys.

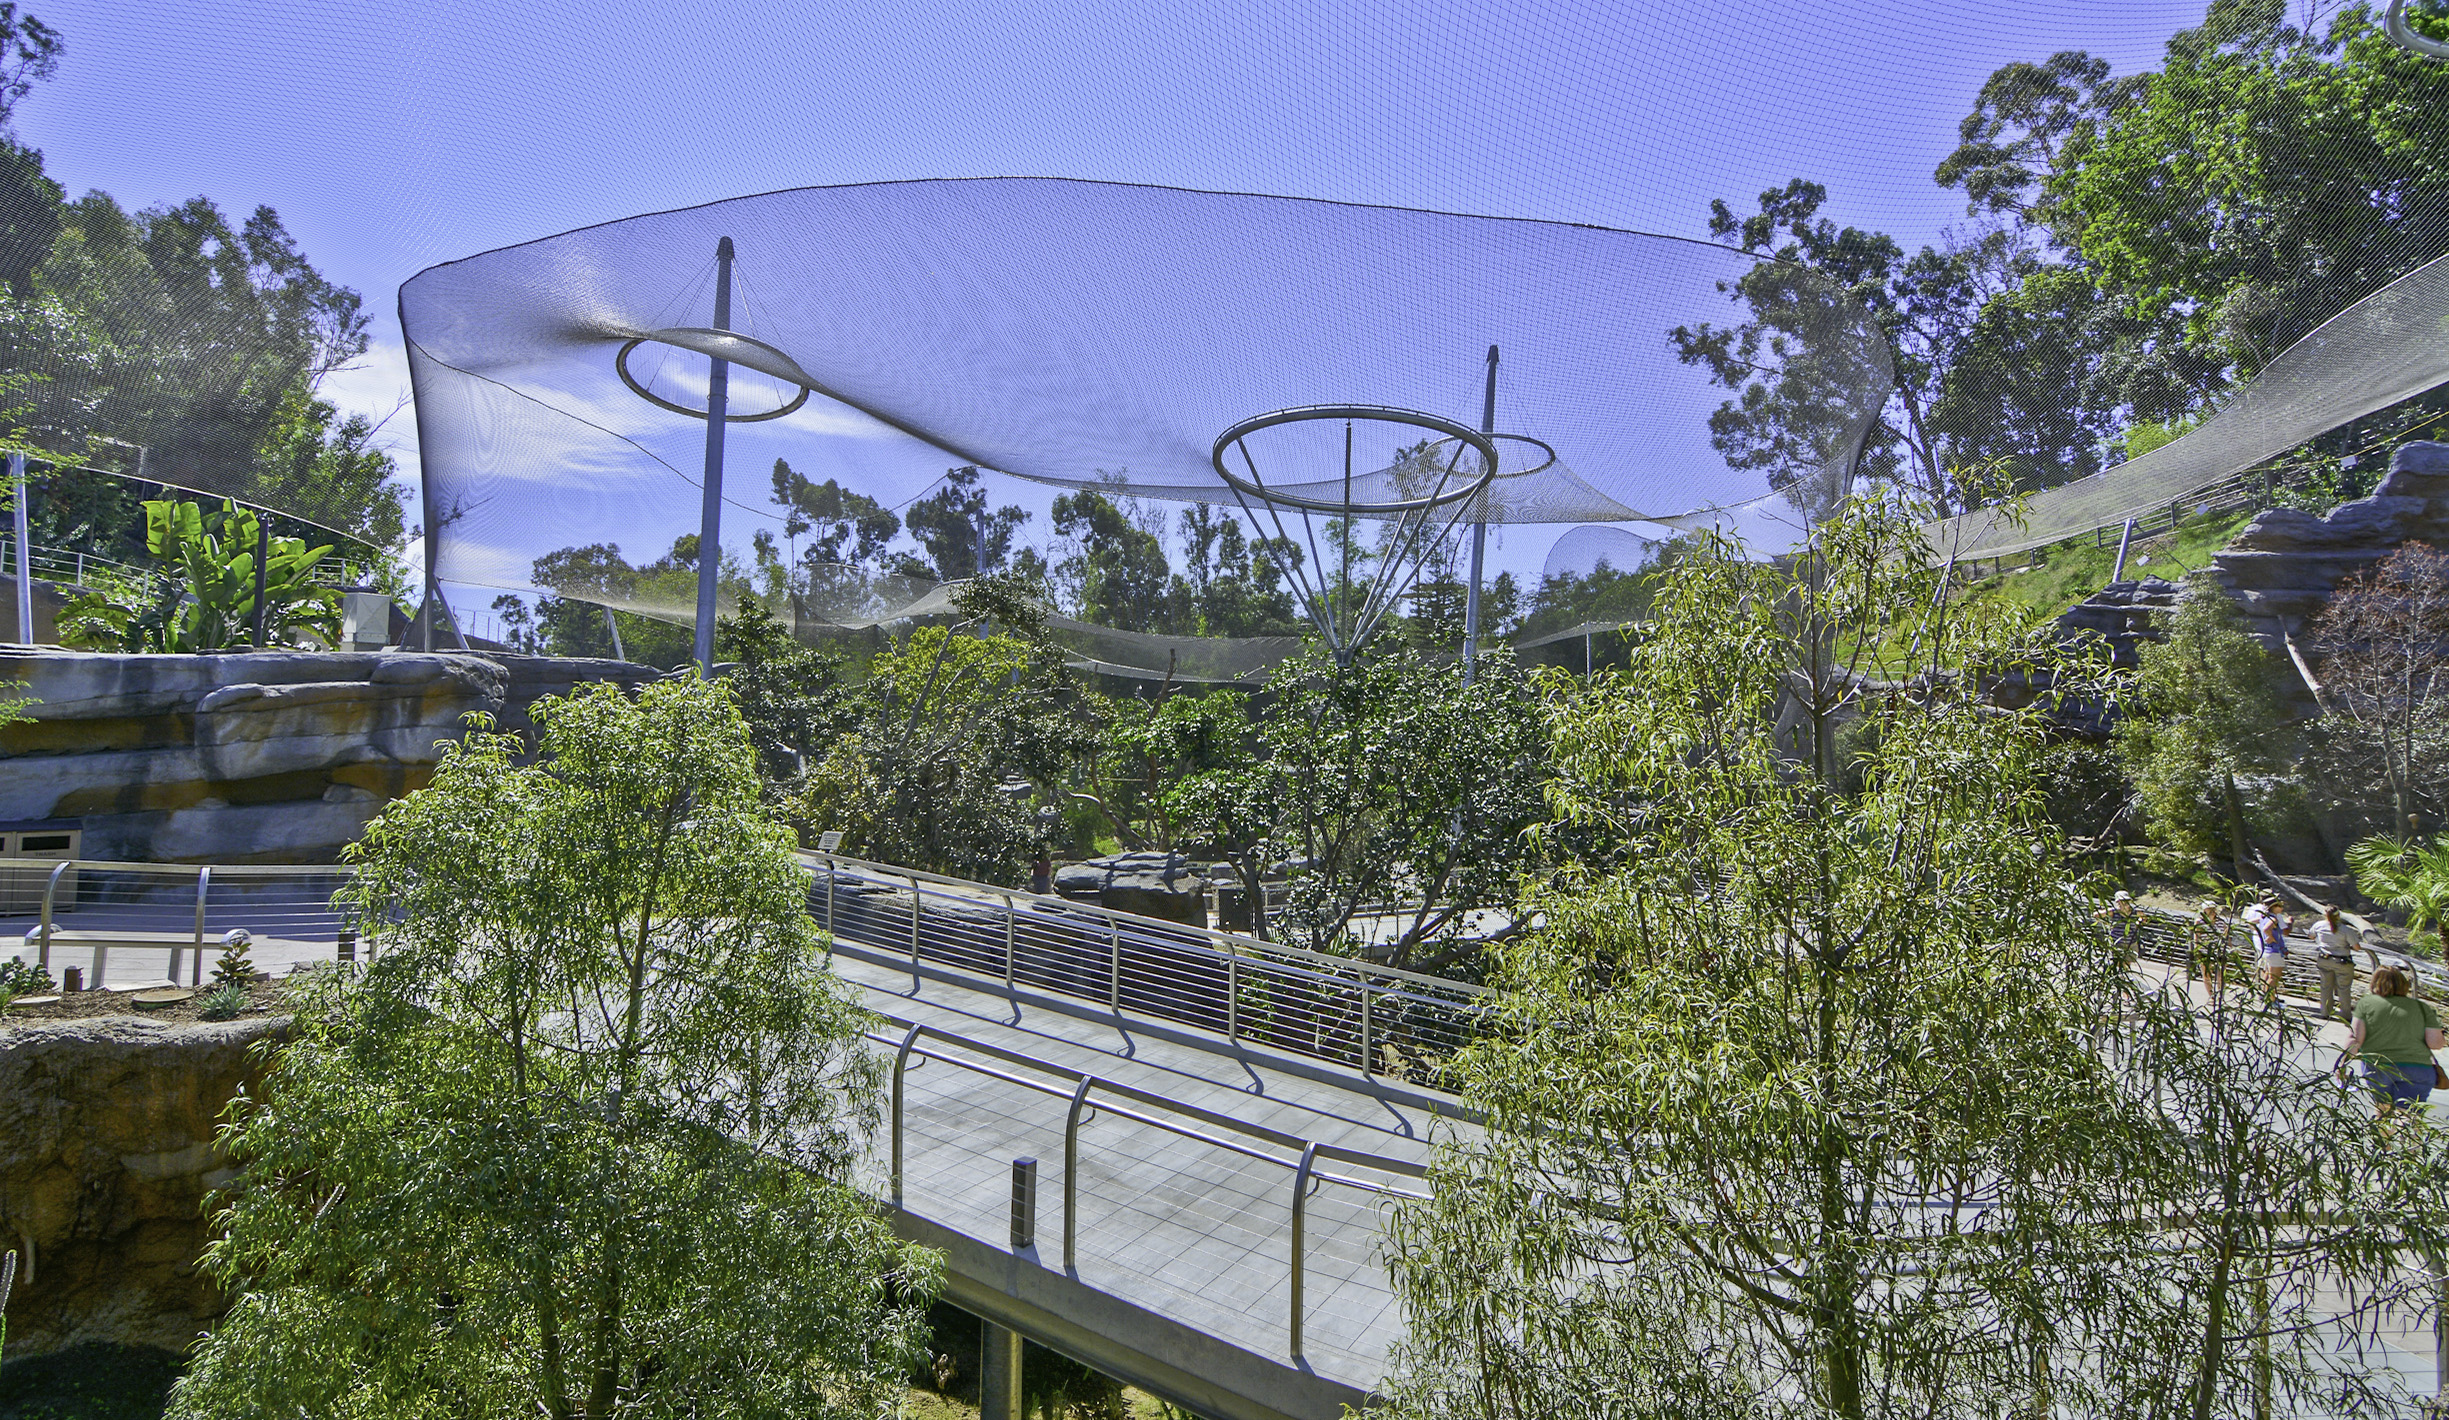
[{"left": 2224, "top": 771, "right": 2253, "bottom": 887}]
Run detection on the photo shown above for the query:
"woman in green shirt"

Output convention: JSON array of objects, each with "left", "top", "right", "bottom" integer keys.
[{"left": 2337, "top": 965, "right": 2446, "bottom": 1116}]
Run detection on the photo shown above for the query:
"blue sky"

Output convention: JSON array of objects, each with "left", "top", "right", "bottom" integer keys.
[{"left": 19, "top": 0, "right": 2212, "bottom": 602}]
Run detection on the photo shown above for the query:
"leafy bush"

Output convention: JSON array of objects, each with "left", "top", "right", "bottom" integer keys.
[{"left": 58, "top": 498, "right": 340, "bottom": 653}]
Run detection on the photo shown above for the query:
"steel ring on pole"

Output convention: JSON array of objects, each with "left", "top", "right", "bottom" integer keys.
[
  {"left": 615, "top": 328, "right": 814, "bottom": 423},
  {"left": 1425, "top": 430, "right": 1558, "bottom": 480},
  {"left": 2387, "top": 0, "right": 2449, "bottom": 57},
  {"left": 1210, "top": 404, "right": 1500, "bottom": 515}
]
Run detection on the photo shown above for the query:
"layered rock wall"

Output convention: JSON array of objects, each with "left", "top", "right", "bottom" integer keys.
[
  {"left": 2212, "top": 440, "right": 2449, "bottom": 624},
  {"left": 0, "top": 649, "right": 658, "bottom": 862},
  {"left": 0, "top": 1015, "right": 285, "bottom": 1357}
]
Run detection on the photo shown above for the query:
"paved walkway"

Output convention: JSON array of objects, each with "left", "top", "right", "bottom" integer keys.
[{"left": 826, "top": 944, "right": 1460, "bottom": 1393}]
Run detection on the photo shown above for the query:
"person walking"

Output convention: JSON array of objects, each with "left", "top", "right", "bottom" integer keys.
[
  {"left": 2335, "top": 964, "right": 2445, "bottom": 1117},
  {"left": 2188, "top": 900, "right": 2236, "bottom": 1000},
  {"left": 2097, "top": 891, "right": 2142, "bottom": 972},
  {"left": 2092, "top": 891, "right": 2144, "bottom": 1038},
  {"left": 2312, "top": 906, "right": 2362, "bottom": 1023},
  {"left": 2253, "top": 895, "right": 2292, "bottom": 1001}
]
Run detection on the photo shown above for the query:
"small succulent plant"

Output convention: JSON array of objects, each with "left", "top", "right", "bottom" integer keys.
[{"left": 198, "top": 982, "right": 250, "bottom": 1021}]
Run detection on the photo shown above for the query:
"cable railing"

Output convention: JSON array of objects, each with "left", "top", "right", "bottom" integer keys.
[
  {"left": 805, "top": 852, "right": 1494, "bottom": 1091},
  {"left": 7, "top": 854, "right": 1500, "bottom": 1094},
  {"left": 1, "top": 534, "right": 377, "bottom": 600},
  {"left": 13, "top": 859, "right": 362, "bottom": 989},
  {"left": 876, "top": 1014, "right": 1428, "bottom": 1359}
]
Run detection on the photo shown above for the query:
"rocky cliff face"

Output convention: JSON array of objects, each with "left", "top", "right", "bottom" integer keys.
[
  {"left": 2212, "top": 440, "right": 2449, "bottom": 624},
  {"left": 0, "top": 649, "right": 658, "bottom": 862},
  {"left": 0, "top": 1014, "right": 284, "bottom": 1357},
  {"left": 2053, "top": 440, "right": 2449, "bottom": 674}
]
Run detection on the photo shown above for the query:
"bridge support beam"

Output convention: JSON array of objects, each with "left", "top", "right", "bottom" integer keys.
[{"left": 981, "top": 1319, "right": 1025, "bottom": 1420}]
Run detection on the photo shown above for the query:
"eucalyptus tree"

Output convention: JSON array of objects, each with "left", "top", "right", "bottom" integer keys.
[
  {"left": 2113, "top": 576, "right": 2297, "bottom": 883},
  {"left": 1379, "top": 495, "right": 2449, "bottom": 1420},
  {"left": 172, "top": 676, "right": 938, "bottom": 1420}
]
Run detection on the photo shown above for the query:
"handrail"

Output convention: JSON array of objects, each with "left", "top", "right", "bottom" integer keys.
[
  {"left": 800, "top": 850, "right": 1493, "bottom": 1000},
  {"left": 869, "top": 1014, "right": 1429, "bottom": 1358}
]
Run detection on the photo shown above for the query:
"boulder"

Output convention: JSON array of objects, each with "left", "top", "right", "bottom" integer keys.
[
  {"left": 1052, "top": 852, "right": 1212, "bottom": 927},
  {"left": 2055, "top": 577, "right": 2183, "bottom": 670},
  {"left": 0, "top": 1014, "right": 287, "bottom": 1357}
]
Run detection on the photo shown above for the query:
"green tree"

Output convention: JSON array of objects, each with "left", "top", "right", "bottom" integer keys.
[
  {"left": 2112, "top": 576, "right": 2297, "bottom": 881},
  {"left": 891, "top": 464, "right": 1031, "bottom": 583},
  {"left": 252, "top": 386, "right": 407, "bottom": 553},
  {"left": 1379, "top": 494, "right": 2449, "bottom": 1420},
  {"left": 2347, "top": 832, "right": 2449, "bottom": 958},
  {"left": 173, "top": 676, "right": 938, "bottom": 1420},
  {"left": 2049, "top": 1, "right": 2449, "bottom": 386},
  {"left": 1168, "top": 646, "right": 1545, "bottom": 970},
  {"left": 1051, "top": 486, "right": 1172, "bottom": 632},
  {"left": 713, "top": 599, "right": 854, "bottom": 804},
  {"left": 1076, "top": 688, "right": 1251, "bottom": 851},
  {"left": 1172, "top": 504, "right": 1303, "bottom": 637},
  {"left": 798, "top": 578, "right": 1099, "bottom": 878}
]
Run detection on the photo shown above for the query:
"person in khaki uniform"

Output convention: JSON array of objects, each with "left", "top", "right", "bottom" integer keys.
[{"left": 2312, "top": 906, "right": 2362, "bottom": 1023}]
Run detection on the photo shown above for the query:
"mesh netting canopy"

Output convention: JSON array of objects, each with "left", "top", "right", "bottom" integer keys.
[
  {"left": 1930, "top": 249, "right": 2449, "bottom": 560},
  {"left": 400, "top": 178, "right": 1894, "bottom": 620}
]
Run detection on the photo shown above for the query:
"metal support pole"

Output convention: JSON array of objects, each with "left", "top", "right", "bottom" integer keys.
[
  {"left": 693, "top": 235, "right": 736, "bottom": 674},
  {"left": 1290, "top": 1141, "right": 1319, "bottom": 1357},
  {"left": 1002, "top": 894, "right": 1016, "bottom": 992},
  {"left": 908, "top": 873, "right": 923, "bottom": 988},
  {"left": 889, "top": 1023, "right": 922, "bottom": 1205},
  {"left": 2110, "top": 517, "right": 2137, "bottom": 583},
  {"left": 1108, "top": 916, "right": 1122, "bottom": 1013},
  {"left": 1009, "top": 1157, "right": 1038, "bottom": 1250},
  {"left": 603, "top": 603, "right": 625, "bottom": 661},
  {"left": 823, "top": 856, "right": 836, "bottom": 936},
  {"left": 37, "top": 860, "right": 64, "bottom": 973},
  {"left": 249, "top": 510, "right": 269, "bottom": 648},
  {"left": 980, "top": 1320, "right": 1024, "bottom": 1420},
  {"left": 11, "top": 452, "right": 30, "bottom": 644},
  {"left": 192, "top": 867, "right": 210, "bottom": 987},
  {"left": 1359, "top": 971, "right": 1374, "bottom": 1077},
  {"left": 1461, "top": 345, "right": 1497, "bottom": 684},
  {"left": 1062, "top": 1077, "right": 1094, "bottom": 1270},
  {"left": 1226, "top": 947, "right": 1239, "bottom": 1042}
]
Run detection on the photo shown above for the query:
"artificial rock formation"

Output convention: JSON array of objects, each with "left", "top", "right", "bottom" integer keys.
[
  {"left": 2212, "top": 439, "right": 2449, "bottom": 625},
  {"left": 0, "top": 1014, "right": 285, "bottom": 1357},
  {"left": 1054, "top": 852, "right": 1213, "bottom": 928},
  {"left": 0, "top": 649, "right": 658, "bottom": 862}
]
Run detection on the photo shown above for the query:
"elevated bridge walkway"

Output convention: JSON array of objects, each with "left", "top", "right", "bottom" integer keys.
[{"left": 3, "top": 854, "right": 1487, "bottom": 1420}]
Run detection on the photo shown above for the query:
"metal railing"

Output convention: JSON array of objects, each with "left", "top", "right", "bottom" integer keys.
[
  {"left": 2108, "top": 902, "right": 2449, "bottom": 998},
  {"left": 877, "top": 1014, "right": 1428, "bottom": 1358},
  {"left": 17, "top": 859, "right": 362, "bottom": 989},
  {"left": 806, "top": 852, "right": 1494, "bottom": 1090},
  {"left": 1, "top": 534, "right": 374, "bottom": 599}
]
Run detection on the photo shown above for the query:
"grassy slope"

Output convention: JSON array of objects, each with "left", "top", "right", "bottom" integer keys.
[{"left": 1963, "top": 509, "right": 2254, "bottom": 623}]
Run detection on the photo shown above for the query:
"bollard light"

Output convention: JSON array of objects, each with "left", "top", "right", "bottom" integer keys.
[{"left": 1010, "top": 1157, "right": 1038, "bottom": 1250}]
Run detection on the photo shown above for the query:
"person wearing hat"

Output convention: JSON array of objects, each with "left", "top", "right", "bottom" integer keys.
[
  {"left": 2251, "top": 895, "right": 2293, "bottom": 1002},
  {"left": 2312, "top": 905, "right": 2363, "bottom": 1023},
  {"left": 2095, "top": 891, "right": 2141, "bottom": 972},
  {"left": 2188, "top": 899, "right": 2237, "bottom": 1000}
]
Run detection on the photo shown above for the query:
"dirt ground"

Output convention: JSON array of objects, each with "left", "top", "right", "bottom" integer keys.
[{"left": 0, "top": 974, "right": 291, "bottom": 1027}]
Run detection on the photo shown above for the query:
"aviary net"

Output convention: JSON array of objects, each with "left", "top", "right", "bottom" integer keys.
[{"left": 398, "top": 178, "right": 1895, "bottom": 673}]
